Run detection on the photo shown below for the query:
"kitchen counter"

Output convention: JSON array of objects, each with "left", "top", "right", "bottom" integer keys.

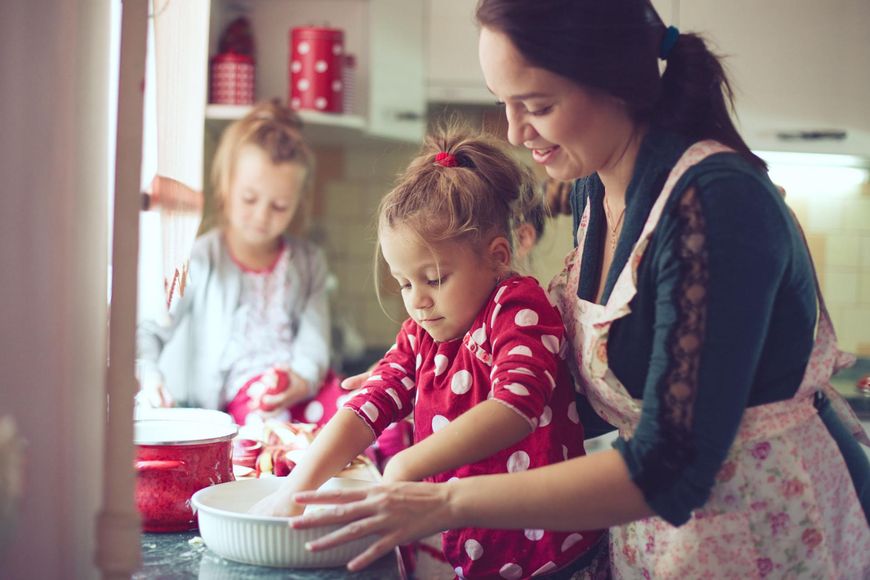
[{"left": 134, "top": 531, "right": 403, "bottom": 579}]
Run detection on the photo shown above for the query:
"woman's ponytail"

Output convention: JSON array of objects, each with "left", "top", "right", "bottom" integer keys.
[
  {"left": 655, "top": 31, "right": 766, "bottom": 170},
  {"left": 477, "top": 0, "right": 767, "bottom": 171}
]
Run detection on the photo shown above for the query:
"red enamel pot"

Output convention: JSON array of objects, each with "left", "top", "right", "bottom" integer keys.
[{"left": 134, "top": 420, "right": 238, "bottom": 532}]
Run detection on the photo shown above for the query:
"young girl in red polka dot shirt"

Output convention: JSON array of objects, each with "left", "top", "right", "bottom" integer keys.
[{"left": 251, "top": 124, "right": 607, "bottom": 579}]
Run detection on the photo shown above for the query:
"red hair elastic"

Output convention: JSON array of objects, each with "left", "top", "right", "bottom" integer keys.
[{"left": 434, "top": 151, "right": 458, "bottom": 167}]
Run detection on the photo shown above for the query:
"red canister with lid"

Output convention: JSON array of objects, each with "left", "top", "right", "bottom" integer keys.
[
  {"left": 210, "top": 52, "right": 255, "bottom": 105},
  {"left": 289, "top": 27, "right": 344, "bottom": 113}
]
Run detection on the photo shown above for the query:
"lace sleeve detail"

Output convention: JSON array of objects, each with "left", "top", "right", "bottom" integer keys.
[
  {"left": 660, "top": 187, "right": 708, "bottom": 457},
  {"left": 634, "top": 187, "right": 709, "bottom": 491}
]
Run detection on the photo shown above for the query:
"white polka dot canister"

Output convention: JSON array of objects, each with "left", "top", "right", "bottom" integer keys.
[{"left": 289, "top": 27, "right": 344, "bottom": 113}]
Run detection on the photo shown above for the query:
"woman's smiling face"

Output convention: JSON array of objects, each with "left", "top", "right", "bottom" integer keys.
[{"left": 478, "top": 26, "right": 632, "bottom": 181}]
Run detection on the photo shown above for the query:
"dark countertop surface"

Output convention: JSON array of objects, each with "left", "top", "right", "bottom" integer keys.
[
  {"left": 132, "top": 357, "right": 867, "bottom": 580},
  {"left": 134, "top": 532, "right": 403, "bottom": 580}
]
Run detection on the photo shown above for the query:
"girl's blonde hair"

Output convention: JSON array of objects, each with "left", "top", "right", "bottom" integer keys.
[
  {"left": 375, "top": 122, "right": 539, "bottom": 299},
  {"left": 210, "top": 100, "right": 315, "bottom": 235}
]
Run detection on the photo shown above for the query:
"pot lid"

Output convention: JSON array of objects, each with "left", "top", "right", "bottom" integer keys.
[
  {"left": 134, "top": 420, "right": 238, "bottom": 446},
  {"left": 134, "top": 407, "right": 234, "bottom": 425}
]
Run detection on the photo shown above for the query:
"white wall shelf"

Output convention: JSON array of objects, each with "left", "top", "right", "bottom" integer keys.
[
  {"left": 208, "top": 0, "right": 425, "bottom": 143},
  {"left": 205, "top": 103, "right": 367, "bottom": 130}
]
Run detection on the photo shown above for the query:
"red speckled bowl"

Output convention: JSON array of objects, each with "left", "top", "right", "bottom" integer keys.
[{"left": 134, "top": 420, "right": 238, "bottom": 532}]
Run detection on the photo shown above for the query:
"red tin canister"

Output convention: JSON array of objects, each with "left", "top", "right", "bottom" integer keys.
[
  {"left": 289, "top": 27, "right": 344, "bottom": 113},
  {"left": 210, "top": 52, "right": 255, "bottom": 105}
]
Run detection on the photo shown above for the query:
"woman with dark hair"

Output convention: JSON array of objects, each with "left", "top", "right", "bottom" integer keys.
[{"left": 287, "top": 1, "right": 870, "bottom": 576}]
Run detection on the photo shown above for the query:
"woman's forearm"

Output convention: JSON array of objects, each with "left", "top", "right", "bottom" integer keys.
[{"left": 444, "top": 448, "right": 653, "bottom": 531}]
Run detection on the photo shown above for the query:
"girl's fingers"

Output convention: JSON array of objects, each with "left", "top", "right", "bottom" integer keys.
[
  {"left": 340, "top": 372, "right": 370, "bottom": 391},
  {"left": 259, "top": 393, "right": 281, "bottom": 408}
]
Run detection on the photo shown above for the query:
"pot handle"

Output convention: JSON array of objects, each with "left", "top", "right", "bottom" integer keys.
[{"left": 135, "top": 459, "right": 187, "bottom": 472}]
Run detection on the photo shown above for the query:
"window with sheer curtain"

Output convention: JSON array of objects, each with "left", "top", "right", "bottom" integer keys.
[{"left": 138, "top": 0, "right": 210, "bottom": 320}]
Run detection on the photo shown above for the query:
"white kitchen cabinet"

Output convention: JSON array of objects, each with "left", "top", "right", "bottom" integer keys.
[
  {"left": 425, "top": 0, "right": 676, "bottom": 104},
  {"left": 425, "top": 0, "right": 488, "bottom": 103},
  {"left": 678, "top": 0, "right": 870, "bottom": 156},
  {"left": 207, "top": 0, "right": 425, "bottom": 142},
  {"left": 424, "top": 0, "right": 870, "bottom": 158}
]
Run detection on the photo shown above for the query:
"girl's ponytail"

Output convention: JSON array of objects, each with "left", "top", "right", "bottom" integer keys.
[{"left": 378, "top": 121, "right": 538, "bottom": 249}]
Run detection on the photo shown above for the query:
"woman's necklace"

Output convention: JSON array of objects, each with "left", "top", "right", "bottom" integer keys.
[{"left": 603, "top": 195, "right": 626, "bottom": 252}]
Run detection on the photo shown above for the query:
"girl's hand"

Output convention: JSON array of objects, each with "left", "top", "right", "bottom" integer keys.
[
  {"left": 379, "top": 450, "right": 412, "bottom": 484},
  {"left": 259, "top": 368, "right": 309, "bottom": 414},
  {"left": 340, "top": 371, "right": 372, "bottom": 391},
  {"left": 247, "top": 489, "right": 305, "bottom": 517},
  {"left": 135, "top": 378, "right": 174, "bottom": 408},
  {"left": 290, "top": 481, "right": 455, "bottom": 572}
]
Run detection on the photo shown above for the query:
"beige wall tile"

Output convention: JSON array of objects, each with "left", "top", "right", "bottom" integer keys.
[
  {"left": 827, "top": 304, "right": 846, "bottom": 341},
  {"left": 862, "top": 237, "right": 870, "bottom": 269},
  {"left": 804, "top": 234, "right": 826, "bottom": 285},
  {"left": 825, "top": 234, "right": 861, "bottom": 268},
  {"left": 836, "top": 307, "right": 870, "bottom": 355},
  {"left": 842, "top": 198, "right": 870, "bottom": 233},
  {"left": 346, "top": 229, "right": 377, "bottom": 260},
  {"left": 324, "top": 183, "right": 364, "bottom": 220},
  {"left": 860, "top": 272, "right": 870, "bottom": 305},
  {"left": 363, "top": 302, "right": 402, "bottom": 346},
  {"left": 336, "top": 259, "right": 375, "bottom": 295},
  {"left": 528, "top": 214, "right": 575, "bottom": 286},
  {"left": 804, "top": 197, "right": 845, "bottom": 233},
  {"left": 822, "top": 270, "right": 859, "bottom": 306},
  {"left": 342, "top": 143, "right": 416, "bottom": 181},
  {"left": 785, "top": 197, "right": 808, "bottom": 228},
  {"left": 311, "top": 147, "right": 345, "bottom": 219},
  {"left": 321, "top": 219, "right": 349, "bottom": 254},
  {"left": 320, "top": 132, "right": 870, "bottom": 355}
]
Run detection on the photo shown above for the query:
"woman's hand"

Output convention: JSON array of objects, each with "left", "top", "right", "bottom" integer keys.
[{"left": 290, "top": 481, "right": 455, "bottom": 572}]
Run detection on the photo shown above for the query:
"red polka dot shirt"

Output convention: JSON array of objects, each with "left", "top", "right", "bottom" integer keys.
[{"left": 344, "top": 276, "right": 604, "bottom": 578}]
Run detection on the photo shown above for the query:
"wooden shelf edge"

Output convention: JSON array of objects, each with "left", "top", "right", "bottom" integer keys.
[{"left": 205, "top": 104, "right": 367, "bottom": 131}]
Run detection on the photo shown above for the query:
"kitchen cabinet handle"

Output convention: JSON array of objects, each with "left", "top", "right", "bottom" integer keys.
[{"left": 394, "top": 110, "right": 424, "bottom": 121}]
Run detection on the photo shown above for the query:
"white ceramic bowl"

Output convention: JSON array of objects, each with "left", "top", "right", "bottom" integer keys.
[{"left": 191, "top": 477, "right": 377, "bottom": 568}]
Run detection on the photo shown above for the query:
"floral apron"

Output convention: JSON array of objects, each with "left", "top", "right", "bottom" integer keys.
[{"left": 549, "top": 141, "right": 870, "bottom": 579}]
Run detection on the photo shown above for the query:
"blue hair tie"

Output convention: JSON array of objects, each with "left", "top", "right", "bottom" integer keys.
[{"left": 659, "top": 25, "right": 680, "bottom": 60}]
